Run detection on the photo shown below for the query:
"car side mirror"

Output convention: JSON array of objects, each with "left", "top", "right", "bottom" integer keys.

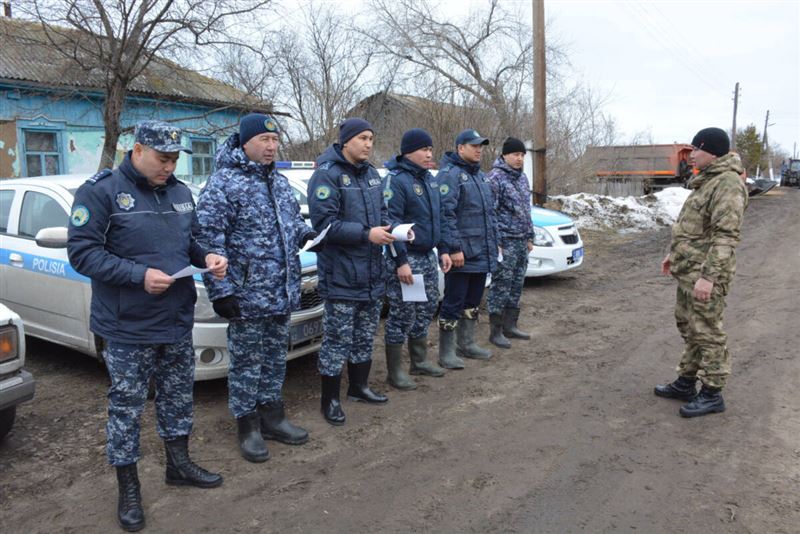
[{"left": 35, "top": 227, "right": 68, "bottom": 249}]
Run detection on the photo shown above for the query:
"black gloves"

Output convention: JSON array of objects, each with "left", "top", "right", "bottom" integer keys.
[
  {"left": 300, "top": 230, "right": 318, "bottom": 247},
  {"left": 212, "top": 295, "right": 240, "bottom": 319}
]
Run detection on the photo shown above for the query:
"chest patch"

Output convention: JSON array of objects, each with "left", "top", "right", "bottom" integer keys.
[
  {"left": 116, "top": 192, "right": 135, "bottom": 210},
  {"left": 413, "top": 183, "right": 424, "bottom": 196},
  {"left": 341, "top": 174, "right": 351, "bottom": 186},
  {"left": 439, "top": 184, "right": 450, "bottom": 195},
  {"left": 383, "top": 189, "right": 394, "bottom": 201},
  {"left": 460, "top": 173, "right": 469, "bottom": 183},
  {"left": 172, "top": 202, "right": 194, "bottom": 213},
  {"left": 368, "top": 178, "right": 381, "bottom": 187}
]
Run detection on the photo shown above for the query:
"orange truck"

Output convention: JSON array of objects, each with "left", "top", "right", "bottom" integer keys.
[{"left": 585, "top": 144, "right": 694, "bottom": 195}]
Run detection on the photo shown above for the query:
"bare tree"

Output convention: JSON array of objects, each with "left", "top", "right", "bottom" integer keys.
[{"left": 21, "top": 0, "right": 272, "bottom": 170}]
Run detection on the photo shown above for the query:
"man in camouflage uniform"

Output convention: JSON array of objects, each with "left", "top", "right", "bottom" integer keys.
[
  {"left": 655, "top": 127, "right": 748, "bottom": 418},
  {"left": 383, "top": 128, "right": 450, "bottom": 390},
  {"left": 486, "top": 137, "right": 534, "bottom": 349},
  {"left": 438, "top": 129, "right": 499, "bottom": 368},
  {"left": 196, "top": 114, "right": 316, "bottom": 463},
  {"left": 67, "top": 121, "right": 227, "bottom": 532},
  {"left": 308, "top": 118, "right": 395, "bottom": 425}
]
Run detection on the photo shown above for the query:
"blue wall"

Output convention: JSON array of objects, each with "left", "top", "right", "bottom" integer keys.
[{"left": 0, "top": 83, "right": 245, "bottom": 182}]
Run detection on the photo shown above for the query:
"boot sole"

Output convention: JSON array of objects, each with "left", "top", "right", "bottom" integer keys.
[
  {"left": 118, "top": 518, "right": 145, "bottom": 532},
  {"left": 504, "top": 334, "right": 530, "bottom": 340},
  {"left": 346, "top": 395, "right": 389, "bottom": 404},
  {"left": 679, "top": 405, "right": 726, "bottom": 418},
  {"left": 165, "top": 476, "right": 223, "bottom": 489},
  {"left": 410, "top": 369, "right": 445, "bottom": 377},
  {"left": 437, "top": 361, "right": 464, "bottom": 370},
  {"left": 261, "top": 432, "right": 309, "bottom": 446},
  {"left": 324, "top": 417, "right": 345, "bottom": 426},
  {"left": 490, "top": 340, "right": 512, "bottom": 349},
  {"left": 387, "top": 380, "right": 418, "bottom": 391},
  {"left": 239, "top": 450, "right": 270, "bottom": 463}
]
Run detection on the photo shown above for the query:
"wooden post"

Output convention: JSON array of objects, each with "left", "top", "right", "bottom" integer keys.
[
  {"left": 731, "top": 82, "right": 739, "bottom": 150},
  {"left": 532, "top": 0, "right": 547, "bottom": 206}
]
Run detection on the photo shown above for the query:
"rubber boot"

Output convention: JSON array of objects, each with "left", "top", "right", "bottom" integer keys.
[
  {"left": 408, "top": 336, "right": 445, "bottom": 377},
  {"left": 347, "top": 360, "right": 389, "bottom": 403},
  {"left": 437, "top": 319, "right": 464, "bottom": 370},
  {"left": 236, "top": 412, "right": 270, "bottom": 463},
  {"left": 679, "top": 385, "right": 726, "bottom": 418},
  {"left": 385, "top": 343, "right": 417, "bottom": 390},
  {"left": 503, "top": 307, "right": 531, "bottom": 339},
  {"left": 456, "top": 310, "right": 492, "bottom": 360},
  {"left": 489, "top": 313, "right": 512, "bottom": 349},
  {"left": 164, "top": 436, "right": 223, "bottom": 488},
  {"left": 321, "top": 374, "right": 346, "bottom": 425},
  {"left": 654, "top": 375, "right": 698, "bottom": 402},
  {"left": 258, "top": 400, "right": 309, "bottom": 445},
  {"left": 116, "top": 463, "right": 145, "bottom": 532}
]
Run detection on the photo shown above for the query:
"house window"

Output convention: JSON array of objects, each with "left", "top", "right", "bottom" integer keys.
[
  {"left": 23, "top": 130, "right": 61, "bottom": 176},
  {"left": 190, "top": 139, "right": 215, "bottom": 184}
]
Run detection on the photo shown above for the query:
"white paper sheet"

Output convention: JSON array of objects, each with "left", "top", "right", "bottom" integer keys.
[
  {"left": 400, "top": 274, "right": 427, "bottom": 302},
  {"left": 170, "top": 265, "right": 209, "bottom": 279},
  {"left": 498, "top": 249, "right": 504, "bottom": 263},
  {"left": 299, "top": 223, "right": 331, "bottom": 253},
  {"left": 391, "top": 223, "right": 415, "bottom": 241}
]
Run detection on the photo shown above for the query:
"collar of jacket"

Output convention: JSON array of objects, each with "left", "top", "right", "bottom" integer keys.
[
  {"left": 687, "top": 153, "right": 742, "bottom": 189},
  {"left": 119, "top": 151, "right": 177, "bottom": 190},
  {"left": 388, "top": 155, "right": 429, "bottom": 179},
  {"left": 442, "top": 151, "right": 481, "bottom": 174},
  {"left": 492, "top": 156, "right": 521, "bottom": 178}
]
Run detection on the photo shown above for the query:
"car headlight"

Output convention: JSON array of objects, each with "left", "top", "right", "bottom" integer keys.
[
  {"left": 532, "top": 225, "right": 554, "bottom": 247},
  {"left": 194, "top": 283, "right": 218, "bottom": 321},
  {"left": 0, "top": 325, "right": 20, "bottom": 363}
]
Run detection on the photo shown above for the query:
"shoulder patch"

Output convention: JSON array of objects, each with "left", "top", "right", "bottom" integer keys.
[
  {"left": 86, "top": 168, "right": 112, "bottom": 184},
  {"left": 383, "top": 189, "right": 394, "bottom": 201},
  {"left": 70, "top": 205, "right": 90, "bottom": 227},
  {"left": 439, "top": 184, "right": 450, "bottom": 195},
  {"left": 319, "top": 162, "right": 334, "bottom": 171},
  {"left": 315, "top": 185, "right": 331, "bottom": 200}
]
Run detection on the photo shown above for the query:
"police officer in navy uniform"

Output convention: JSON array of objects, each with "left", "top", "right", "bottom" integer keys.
[
  {"left": 307, "top": 118, "right": 396, "bottom": 425},
  {"left": 383, "top": 128, "right": 450, "bottom": 389},
  {"left": 196, "top": 114, "right": 315, "bottom": 463},
  {"left": 67, "top": 121, "right": 227, "bottom": 532},
  {"left": 437, "top": 129, "right": 499, "bottom": 368}
]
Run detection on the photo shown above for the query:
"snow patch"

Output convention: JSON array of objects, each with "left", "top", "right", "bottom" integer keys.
[{"left": 552, "top": 187, "right": 691, "bottom": 232}]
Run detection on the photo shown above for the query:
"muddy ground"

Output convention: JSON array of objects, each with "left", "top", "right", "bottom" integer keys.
[{"left": 1, "top": 188, "right": 798, "bottom": 533}]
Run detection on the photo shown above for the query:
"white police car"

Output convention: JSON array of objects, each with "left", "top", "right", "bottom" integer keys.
[
  {"left": 0, "top": 175, "right": 324, "bottom": 381},
  {"left": 527, "top": 206, "right": 584, "bottom": 277}
]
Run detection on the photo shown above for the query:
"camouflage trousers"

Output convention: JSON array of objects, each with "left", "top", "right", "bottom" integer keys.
[
  {"left": 104, "top": 333, "right": 195, "bottom": 466},
  {"left": 318, "top": 299, "right": 382, "bottom": 376},
  {"left": 674, "top": 282, "right": 731, "bottom": 388},
  {"left": 227, "top": 316, "right": 289, "bottom": 418},
  {"left": 384, "top": 251, "right": 440, "bottom": 345},
  {"left": 487, "top": 238, "right": 529, "bottom": 315}
]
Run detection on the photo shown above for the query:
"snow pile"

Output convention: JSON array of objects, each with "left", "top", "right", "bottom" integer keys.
[{"left": 551, "top": 187, "right": 691, "bottom": 232}]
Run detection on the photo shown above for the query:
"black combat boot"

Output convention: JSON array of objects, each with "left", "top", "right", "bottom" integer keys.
[
  {"left": 438, "top": 319, "right": 464, "bottom": 370},
  {"left": 456, "top": 309, "right": 492, "bottom": 360},
  {"left": 116, "top": 463, "right": 145, "bottom": 532},
  {"left": 489, "top": 313, "right": 512, "bottom": 349},
  {"left": 408, "top": 336, "right": 445, "bottom": 377},
  {"left": 258, "top": 400, "right": 309, "bottom": 445},
  {"left": 385, "top": 343, "right": 417, "bottom": 390},
  {"left": 347, "top": 361, "right": 389, "bottom": 403},
  {"left": 164, "top": 436, "right": 223, "bottom": 488},
  {"left": 321, "top": 374, "right": 346, "bottom": 425},
  {"left": 503, "top": 307, "right": 531, "bottom": 339},
  {"left": 654, "top": 375, "right": 698, "bottom": 401},
  {"left": 236, "top": 412, "right": 270, "bottom": 463},
  {"left": 679, "top": 385, "right": 726, "bottom": 418}
]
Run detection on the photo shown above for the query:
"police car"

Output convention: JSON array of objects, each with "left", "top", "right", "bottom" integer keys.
[{"left": 0, "top": 175, "right": 324, "bottom": 381}]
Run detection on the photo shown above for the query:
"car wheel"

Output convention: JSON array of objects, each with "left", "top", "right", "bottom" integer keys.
[{"left": 0, "top": 406, "right": 16, "bottom": 441}]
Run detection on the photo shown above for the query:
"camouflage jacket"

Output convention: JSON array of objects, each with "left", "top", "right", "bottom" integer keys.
[
  {"left": 669, "top": 153, "right": 748, "bottom": 287},
  {"left": 195, "top": 134, "right": 313, "bottom": 317},
  {"left": 486, "top": 156, "right": 534, "bottom": 243}
]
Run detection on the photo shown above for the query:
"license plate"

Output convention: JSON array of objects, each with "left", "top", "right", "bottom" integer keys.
[
  {"left": 572, "top": 247, "right": 584, "bottom": 261},
  {"left": 290, "top": 317, "right": 323, "bottom": 344}
]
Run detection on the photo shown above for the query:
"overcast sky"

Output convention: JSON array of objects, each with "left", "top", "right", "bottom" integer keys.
[{"left": 543, "top": 0, "right": 800, "bottom": 154}]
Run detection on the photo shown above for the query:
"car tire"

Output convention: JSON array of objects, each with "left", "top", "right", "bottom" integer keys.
[{"left": 0, "top": 406, "right": 16, "bottom": 441}]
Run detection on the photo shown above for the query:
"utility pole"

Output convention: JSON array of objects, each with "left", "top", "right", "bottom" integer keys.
[
  {"left": 731, "top": 82, "right": 739, "bottom": 150},
  {"left": 761, "top": 109, "right": 770, "bottom": 152},
  {"left": 532, "top": 0, "right": 547, "bottom": 206}
]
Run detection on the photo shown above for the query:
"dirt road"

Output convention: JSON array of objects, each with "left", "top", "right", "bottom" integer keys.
[{"left": 2, "top": 188, "right": 798, "bottom": 533}]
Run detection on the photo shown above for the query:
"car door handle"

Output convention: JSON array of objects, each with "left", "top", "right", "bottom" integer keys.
[{"left": 9, "top": 253, "right": 23, "bottom": 266}]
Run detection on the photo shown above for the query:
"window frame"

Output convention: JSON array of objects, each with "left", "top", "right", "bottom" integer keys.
[
  {"left": 189, "top": 137, "right": 216, "bottom": 184},
  {"left": 19, "top": 125, "right": 64, "bottom": 177}
]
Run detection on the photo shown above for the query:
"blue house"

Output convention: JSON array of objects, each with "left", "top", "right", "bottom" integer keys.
[{"left": 0, "top": 16, "right": 276, "bottom": 183}]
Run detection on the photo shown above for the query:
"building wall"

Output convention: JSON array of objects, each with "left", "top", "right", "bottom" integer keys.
[{"left": 0, "top": 84, "right": 243, "bottom": 182}]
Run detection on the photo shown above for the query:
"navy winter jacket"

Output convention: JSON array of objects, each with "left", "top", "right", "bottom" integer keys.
[
  {"left": 308, "top": 144, "right": 391, "bottom": 301},
  {"left": 67, "top": 153, "right": 207, "bottom": 344},
  {"left": 383, "top": 155, "right": 447, "bottom": 268},
  {"left": 438, "top": 151, "right": 499, "bottom": 273},
  {"left": 195, "top": 134, "right": 313, "bottom": 317}
]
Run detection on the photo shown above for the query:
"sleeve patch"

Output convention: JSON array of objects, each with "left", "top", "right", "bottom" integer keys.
[
  {"left": 439, "top": 184, "right": 450, "bottom": 195},
  {"left": 315, "top": 185, "right": 331, "bottom": 200},
  {"left": 70, "top": 205, "right": 90, "bottom": 226}
]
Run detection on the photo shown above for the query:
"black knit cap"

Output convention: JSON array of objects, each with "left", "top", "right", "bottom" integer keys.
[
  {"left": 691, "top": 127, "right": 730, "bottom": 157},
  {"left": 400, "top": 128, "right": 433, "bottom": 155},
  {"left": 339, "top": 118, "right": 373, "bottom": 146},
  {"left": 502, "top": 137, "right": 526, "bottom": 155}
]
